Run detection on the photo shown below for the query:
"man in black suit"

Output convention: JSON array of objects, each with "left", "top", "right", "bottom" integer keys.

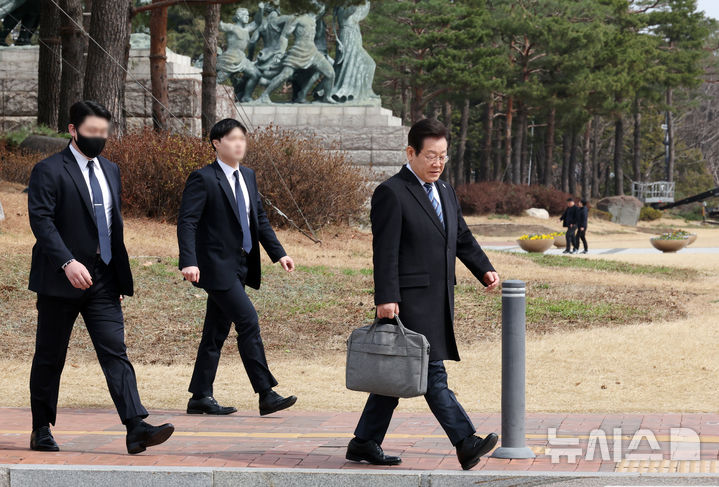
[
  {"left": 27, "top": 100, "right": 174, "bottom": 454},
  {"left": 574, "top": 199, "right": 589, "bottom": 254},
  {"left": 345, "top": 119, "right": 500, "bottom": 471},
  {"left": 177, "top": 118, "right": 297, "bottom": 417},
  {"left": 559, "top": 198, "right": 578, "bottom": 254}
]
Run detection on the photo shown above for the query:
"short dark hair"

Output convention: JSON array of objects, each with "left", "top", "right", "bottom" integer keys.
[
  {"left": 580, "top": 199, "right": 588, "bottom": 206},
  {"left": 209, "top": 118, "right": 247, "bottom": 150},
  {"left": 69, "top": 100, "right": 111, "bottom": 128},
  {"left": 408, "top": 118, "right": 450, "bottom": 155},
  {"left": 567, "top": 198, "right": 574, "bottom": 202}
]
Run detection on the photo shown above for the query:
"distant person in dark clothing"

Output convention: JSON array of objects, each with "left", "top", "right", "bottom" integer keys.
[
  {"left": 559, "top": 198, "right": 578, "bottom": 254},
  {"left": 574, "top": 199, "right": 589, "bottom": 254}
]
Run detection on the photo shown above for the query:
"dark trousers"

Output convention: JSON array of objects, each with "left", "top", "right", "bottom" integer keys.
[
  {"left": 29, "top": 257, "right": 148, "bottom": 429},
  {"left": 354, "top": 361, "right": 475, "bottom": 446},
  {"left": 188, "top": 261, "right": 278, "bottom": 396},
  {"left": 565, "top": 225, "right": 576, "bottom": 251},
  {"left": 574, "top": 228, "right": 587, "bottom": 251}
]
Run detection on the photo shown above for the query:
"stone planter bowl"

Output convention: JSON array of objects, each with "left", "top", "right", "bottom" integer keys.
[
  {"left": 517, "top": 239, "right": 554, "bottom": 253},
  {"left": 687, "top": 234, "right": 697, "bottom": 245},
  {"left": 650, "top": 237, "right": 689, "bottom": 253},
  {"left": 553, "top": 235, "right": 566, "bottom": 248}
]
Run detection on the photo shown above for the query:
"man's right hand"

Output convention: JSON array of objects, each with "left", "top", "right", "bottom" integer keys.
[
  {"left": 376, "top": 302, "right": 399, "bottom": 319},
  {"left": 64, "top": 260, "right": 92, "bottom": 290},
  {"left": 181, "top": 266, "right": 200, "bottom": 283}
]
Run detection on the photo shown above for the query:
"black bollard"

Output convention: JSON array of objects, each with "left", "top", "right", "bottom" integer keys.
[{"left": 490, "top": 280, "right": 535, "bottom": 459}]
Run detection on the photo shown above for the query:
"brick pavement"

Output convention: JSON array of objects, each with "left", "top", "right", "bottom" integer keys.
[{"left": 1, "top": 408, "right": 717, "bottom": 473}]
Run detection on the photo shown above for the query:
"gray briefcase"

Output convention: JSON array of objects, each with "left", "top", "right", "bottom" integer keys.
[{"left": 345, "top": 315, "right": 430, "bottom": 398}]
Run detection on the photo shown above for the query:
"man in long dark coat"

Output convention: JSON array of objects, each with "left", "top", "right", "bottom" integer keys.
[{"left": 346, "top": 118, "right": 500, "bottom": 470}]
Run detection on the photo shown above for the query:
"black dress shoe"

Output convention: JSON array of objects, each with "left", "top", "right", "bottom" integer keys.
[
  {"left": 30, "top": 426, "right": 59, "bottom": 452},
  {"left": 126, "top": 421, "right": 175, "bottom": 454},
  {"left": 259, "top": 390, "right": 297, "bottom": 416},
  {"left": 456, "top": 433, "right": 498, "bottom": 470},
  {"left": 187, "top": 396, "right": 237, "bottom": 415},
  {"left": 345, "top": 437, "right": 402, "bottom": 465}
]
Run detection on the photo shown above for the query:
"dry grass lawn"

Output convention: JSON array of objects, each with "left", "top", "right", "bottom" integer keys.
[{"left": 0, "top": 180, "right": 717, "bottom": 413}]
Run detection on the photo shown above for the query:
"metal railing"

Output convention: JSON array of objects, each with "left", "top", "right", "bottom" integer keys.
[{"left": 632, "top": 181, "right": 675, "bottom": 204}]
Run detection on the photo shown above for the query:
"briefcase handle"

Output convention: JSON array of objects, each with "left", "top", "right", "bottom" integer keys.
[{"left": 363, "top": 313, "right": 409, "bottom": 347}]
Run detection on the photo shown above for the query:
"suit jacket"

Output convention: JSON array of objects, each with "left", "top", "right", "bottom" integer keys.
[
  {"left": 27, "top": 145, "right": 133, "bottom": 298},
  {"left": 560, "top": 206, "right": 578, "bottom": 227},
  {"left": 177, "top": 160, "right": 286, "bottom": 291},
  {"left": 372, "top": 165, "right": 495, "bottom": 361},
  {"left": 578, "top": 206, "right": 588, "bottom": 229}
]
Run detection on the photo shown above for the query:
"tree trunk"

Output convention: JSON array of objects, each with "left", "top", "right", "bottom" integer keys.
[
  {"left": 482, "top": 96, "right": 494, "bottom": 181},
  {"left": 504, "top": 96, "right": 513, "bottom": 181},
  {"left": 149, "top": 0, "right": 169, "bottom": 131},
  {"left": 534, "top": 129, "right": 544, "bottom": 185},
  {"left": 544, "top": 105, "right": 555, "bottom": 187},
  {"left": 666, "top": 88, "right": 675, "bottom": 182},
  {"left": 591, "top": 114, "right": 600, "bottom": 198},
  {"left": 84, "top": 0, "right": 132, "bottom": 133},
  {"left": 410, "top": 85, "right": 425, "bottom": 123},
  {"left": 400, "top": 77, "right": 408, "bottom": 123},
  {"left": 83, "top": 0, "right": 92, "bottom": 31},
  {"left": 561, "top": 133, "right": 570, "bottom": 193},
  {"left": 442, "top": 100, "right": 452, "bottom": 128},
  {"left": 511, "top": 102, "right": 523, "bottom": 184},
  {"left": 201, "top": 3, "right": 220, "bottom": 137},
  {"left": 582, "top": 120, "right": 591, "bottom": 199},
  {"left": 568, "top": 129, "right": 577, "bottom": 195},
  {"left": 456, "top": 98, "right": 470, "bottom": 186},
  {"left": 633, "top": 97, "right": 641, "bottom": 182},
  {"left": 442, "top": 100, "right": 454, "bottom": 184},
  {"left": 494, "top": 117, "right": 503, "bottom": 181},
  {"left": 519, "top": 108, "right": 529, "bottom": 184},
  {"left": 613, "top": 115, "right": 624, "bottom": 195},
  {"left": 38, "top": 0, "right": 62, "bottom": 129},
  {"left": 58, "top": 0, "right": 86, "bottom": 131}
]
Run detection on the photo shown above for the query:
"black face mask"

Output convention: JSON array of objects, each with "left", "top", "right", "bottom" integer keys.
[{"left": 74, "top": 131, "right": 107, "bottom": 159}]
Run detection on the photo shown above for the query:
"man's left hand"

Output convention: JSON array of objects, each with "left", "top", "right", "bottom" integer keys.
[
  {"left": 482, "top": 271, "right": 500, "bottom": 290},
  {"left": 279, "top": 255, "right": 295, "bottom": 273}
]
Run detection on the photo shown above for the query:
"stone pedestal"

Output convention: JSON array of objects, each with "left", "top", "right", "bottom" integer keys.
[
  {"left": 234, "top": 103, "right": 408, "bottom": 183},
  {"left": 0, "top": 45, "right": 234, "bottom": 134},
  {"left": 0, "top": 45, "right": 407, "bottom": 184}
]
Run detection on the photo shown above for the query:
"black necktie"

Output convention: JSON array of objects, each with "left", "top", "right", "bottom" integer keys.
[
  {"left": 88, "top": 160, "right": 112, "bottom": 264},
  {"left": 233, "top": 170, "right": 253, "bottom": 254}
]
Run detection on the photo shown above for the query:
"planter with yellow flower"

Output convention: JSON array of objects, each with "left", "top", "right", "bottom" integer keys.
[
  {"left": 550, "top": 231, "right": 566, "bottom": 248},
  {"left": 517, "top": 233, "right": 554, "bottom": 253},
  {"left": 650, "top": 233, "right": 689, "bottom": 253}
]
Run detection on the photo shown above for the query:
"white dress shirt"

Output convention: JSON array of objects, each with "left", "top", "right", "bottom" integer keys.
[
  {"left": 69, "top": 142, "right": 112, "bottom": 236},
  {"left": 217, "top": 158, "right": 251, "bottom": 228},
  {"left": 406, "top": 163, "right": 443, "bottom": 215}
]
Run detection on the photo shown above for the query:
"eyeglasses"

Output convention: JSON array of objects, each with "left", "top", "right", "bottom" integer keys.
[{"left": 423, "top": 154, "right": 449, "bottom": 164}]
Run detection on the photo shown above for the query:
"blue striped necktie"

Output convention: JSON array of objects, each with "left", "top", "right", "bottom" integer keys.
[
  {"left": 87, "top": 160, "right": 112, "bottom": 264},
  {"left": 423, "top": 182, "right": 444, "bottom": 227}
]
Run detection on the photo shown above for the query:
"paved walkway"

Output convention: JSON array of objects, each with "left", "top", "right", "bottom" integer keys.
[
  {"left": 484, "top": 244, "right": 719, "bottom": 255},
  {"left": 0, "top": 408, "right": 717, "bottom": 473}
]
